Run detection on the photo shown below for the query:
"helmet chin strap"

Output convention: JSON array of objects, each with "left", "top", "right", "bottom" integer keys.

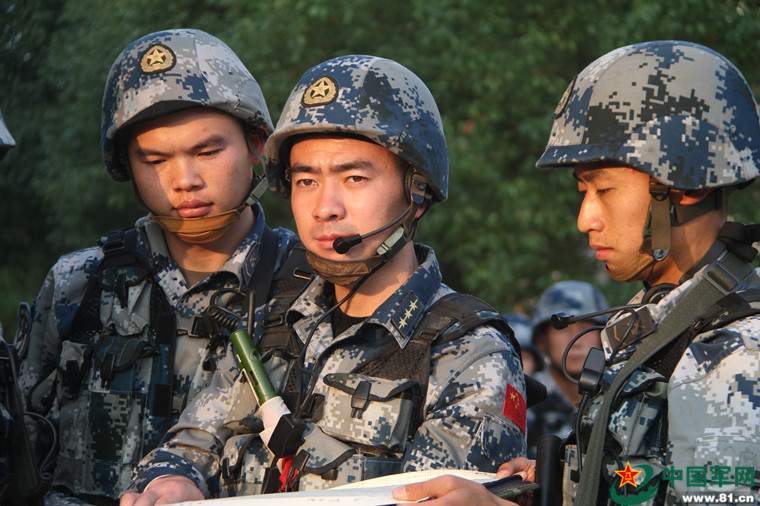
[
  {"left": 608, "top": 181, "right": 726, "bottom": 283},
  {"left": 150, "top": 170, "right": 269, "bottom": 244},
  {"left": 606, "top": 237, "right": 656, "bottom": 282},
  {"left": 305, "top": 172, "right": 429, "bottom": 287}
]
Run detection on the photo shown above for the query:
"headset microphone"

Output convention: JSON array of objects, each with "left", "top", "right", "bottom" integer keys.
[{"left": 332, "top": 203, "right": 412, "bottom": 254}]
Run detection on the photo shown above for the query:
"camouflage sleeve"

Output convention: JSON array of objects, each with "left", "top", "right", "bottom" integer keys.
[
  {"left": 666, "top": 322, "right": 760, "bottom": 501},
  {"left": 128, "top": 341, "right": 242, "bottom": 495},
  {"left": 18, "top": 250, "right": 98, "bottom": 414},
  {"left": 402, "top": 325, "right": 526, "bottom": 472}
]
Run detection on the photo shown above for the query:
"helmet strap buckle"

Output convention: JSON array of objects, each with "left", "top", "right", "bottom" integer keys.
[
  {"left": 248, "top": 174, "right": 269, "bottom": 205},
  {"left": 649, "top": 183, "right": 671, "bottom": 261}
]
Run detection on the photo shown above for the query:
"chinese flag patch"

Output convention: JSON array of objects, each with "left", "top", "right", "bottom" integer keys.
[{"left": 503, "top": 383, "right": 526, "bottom": 433}]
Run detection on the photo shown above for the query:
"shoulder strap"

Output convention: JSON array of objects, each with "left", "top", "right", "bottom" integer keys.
[
  {"left": 69, "top": 227, "right": 146, "bottom": 337},
  {"left": 248, "top": 229, "right": 311, "bottom": 310},
  {"left": 253, "top": 243, "right": 312, "bottom": 412},
  {"left": 411, "top": 292, "right": 517, "bottom": 348},
  {"left": 248, "top": 225, "right": 278, "bottom": 310},
  {"left": 98, "top": 228, "right": 144, "bottom": 269},
  {"left": 355, "top": 292, "right": 516, "bottom": 381},
  {"left": 410, "top": 292, "right": 545, "bottom": 407},
  {"left": 353, "top": 292, "right": 542, "bottom": 437},
  {"left": 702, "top": 287, "right": 760, "bottom": 332}
]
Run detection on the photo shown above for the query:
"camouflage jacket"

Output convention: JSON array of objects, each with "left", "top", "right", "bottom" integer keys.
[
  {"left": 17, "top": 205, "right": 298, "bottom": 504},
  {"left": 128, "top": 245, "right": 526, "bottom": 497},
  {"left": 563, "top": 259, "right": 760, "bottom": 505},
  {"left": 526, "top": 369, "right": 575, "bottom": 459}
]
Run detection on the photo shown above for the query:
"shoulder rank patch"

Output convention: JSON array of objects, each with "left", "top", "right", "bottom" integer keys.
[
  {"left": 503, "top": 383, "right": 526, "bottom": 433},
  {"left": 13, "top": 302, "right": 31, "bottom": 360},
  {"left": 140, "top": 43, "right": 176, "bottom": 75},
  {"left": 392, "top": 291, "right": 424, "bottom": 336},
  {"left": 302, "top": 76, "right": 338, "bottom": 107}
]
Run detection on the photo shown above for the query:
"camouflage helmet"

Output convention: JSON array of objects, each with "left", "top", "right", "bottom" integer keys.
[
  {"left": 0, "top": 107, "right": 15, "bottom": 160},
  {"left": 537, "top": 40, "right": 760, "bottom": 190},
  {"left": 531, "top": 281, "right": 608, "bottom": 341},
  {"left": 504, "top": 313, "right": 537, "bottom": 353},
  {"left": 264, "top": 54, "right": 448, "bottom": 202},
  {"left": 101, "top": 28, "right": 273, "bottom": 182}
]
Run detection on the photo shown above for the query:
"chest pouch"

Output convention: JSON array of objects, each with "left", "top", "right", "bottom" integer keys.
[
  {"left": 91, "top": 335, "right": 156, "bottom": 389},
  {"left": 320, "top": 372, "right": 418, "bottom": 452},
  {"left": 581, "top": 363, "right": 668, "bottom": 461}
]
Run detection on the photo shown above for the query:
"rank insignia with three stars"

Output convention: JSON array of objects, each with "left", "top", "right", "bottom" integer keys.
[{"left": 392, "top": 291, "right": 423, "bottom": 335}]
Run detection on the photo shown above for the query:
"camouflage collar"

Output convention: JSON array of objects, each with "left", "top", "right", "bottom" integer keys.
[
  {"left": 136, "top": 202, "right": 268, "bottom": 301},
  {"left": 288, "top": 244, "right": 443, "bottom": 350}
]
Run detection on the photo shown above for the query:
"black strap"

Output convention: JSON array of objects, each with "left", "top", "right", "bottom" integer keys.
[
  {"left": 412, "top": 293, "right": 516, "bottom": 347},
  {"left": 351, "top": 292, "right": 531, "bottom": 436},
  {"left": 407, "top": 293, "right": 545, "bottom": 408},
  {"left": 249, "top": 226, "right": 280, "bottom": 310}
]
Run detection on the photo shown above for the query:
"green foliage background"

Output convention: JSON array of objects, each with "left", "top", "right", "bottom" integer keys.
[{"left": 2, "top": 0, "right": 760, "bottom": 334}]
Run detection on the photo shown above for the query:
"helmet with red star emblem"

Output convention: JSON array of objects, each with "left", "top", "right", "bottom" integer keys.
[
  {"left": 101, "top": 29, "right": 273, "bottom": 182},
  {"left": 263, "top": 54, "right": 448, "bottom": 205}
]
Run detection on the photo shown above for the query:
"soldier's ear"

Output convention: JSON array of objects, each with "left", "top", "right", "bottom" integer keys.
[
  {"left": 414, "top": 201, "right": 428, "bottom": 219},
  {"left": 674, "top": 188, "right": 712, "bottom": 206},
  {"left": 247, "top": 128, "right": 267, "bottom": 156}
]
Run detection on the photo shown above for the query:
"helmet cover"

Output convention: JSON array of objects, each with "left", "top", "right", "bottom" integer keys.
[
  {"left": 101, "top": 28, "right": 273, "bottom": 182},
  {"left": 264, "top": 54, "right": 448, "bottom": 201},
  {"left": 537, "top": 40, "right": 760, "bottom": 190},
  {"left": 531, "top": 280, "right": 608, "bottom": 341}
]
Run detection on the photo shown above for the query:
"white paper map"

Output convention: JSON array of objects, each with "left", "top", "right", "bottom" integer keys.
[{"left": 170, "top": 469, "right": 496, "bottom": 505}]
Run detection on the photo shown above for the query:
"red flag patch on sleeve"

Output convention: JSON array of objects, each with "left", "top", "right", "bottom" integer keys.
[{"left": 503, "top": 383, "right": 526, "bottom": 433}]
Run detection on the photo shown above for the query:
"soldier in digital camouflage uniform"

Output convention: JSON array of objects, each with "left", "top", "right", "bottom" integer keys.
[
  {"left": 0, "top": 107, "right": 20, "bottom": 504},
  {"left": 393, "top": 40, "right": 760, "bottom": 506},
  {"left": 16, "top": 29, "right": 302, "bottom": 505},
  {"left": 526, "top": 281, "right": 607, "bottom": 460},
  {"left": 120, "top": 54, "right": 526, "bottom": 504}
]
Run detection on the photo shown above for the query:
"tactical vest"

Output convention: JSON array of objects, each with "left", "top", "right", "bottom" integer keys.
[
  {"left": 44, "top": 226, "right": 308, "bottom": 500},
  {"left": 220, "top": 290, "right": 526, "bottom": 494},
  {"left": 562, "top": 285, "right": 760, "bottom": 506}
]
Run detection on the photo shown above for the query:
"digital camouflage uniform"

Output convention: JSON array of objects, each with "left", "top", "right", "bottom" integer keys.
[
  {"left": 0, "top": 107, "right": 21, "bottom": 502},
  {"left": 129, "top": 246, "right": 525, "bottom": 496},
  {"left": 566, "top": 276, "right": 760, "bottom": 505},
  {"left": 19, "top": 213, "right": 298, "bottom": 504},
  {"left": 15, "top": 29, "right": 301, "bottom": 504},
  {"left": 536, "top": 41, "right": 760, "bottom": 505},
  {"left": 127, "top": 54, "right": 527, "bottom": 498},
  {"left": 0, "top": 105, "right": 16, "bottom": 435}
]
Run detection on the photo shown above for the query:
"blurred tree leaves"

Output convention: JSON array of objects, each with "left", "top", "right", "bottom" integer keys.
[{"left": 1, "top": 0, "right": 759, "bottom": 332}]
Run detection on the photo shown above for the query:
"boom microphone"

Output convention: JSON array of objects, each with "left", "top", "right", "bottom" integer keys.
[{"left": 332, "top": 203, "right": 412, "bottom": 254}]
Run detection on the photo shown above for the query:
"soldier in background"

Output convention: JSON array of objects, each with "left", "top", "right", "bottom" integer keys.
[
  {"left": 16, "top": 29, "right": 302, "bottom": 504},
  {"left": 121, "top": 54, "right": 526, "bottom": 504},
  {"left": 0, "top": 107, "right": 28, "bottom": 506},
  {"left": 504, "top": 313, "right": 541, "bottom": 377},
  {"left": 394, "top": 40, "right": 760, "bottom": 505},
  {"left": 526, "top": 281, "right": 607, "bottom": 459}
]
